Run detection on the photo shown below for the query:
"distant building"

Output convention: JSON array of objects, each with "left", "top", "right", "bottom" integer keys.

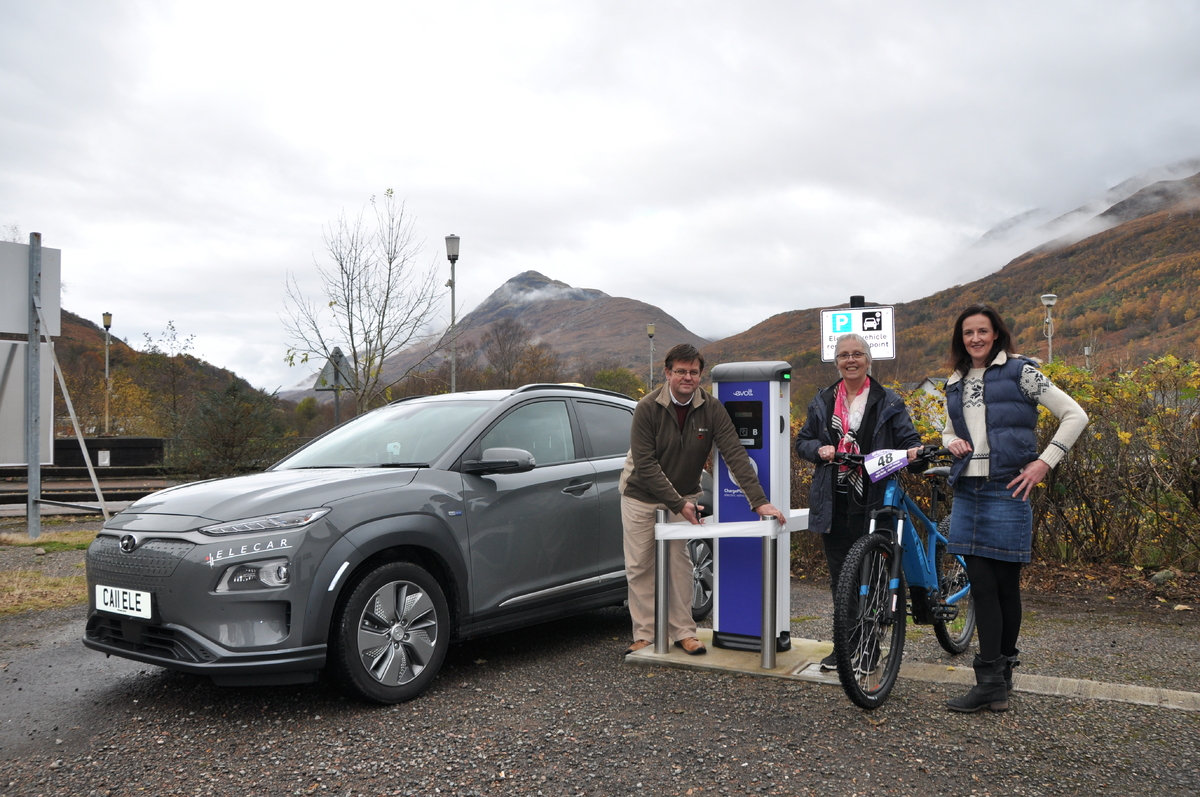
[{"left": 900, "top": 377, "right": 946, "bottom": 397}]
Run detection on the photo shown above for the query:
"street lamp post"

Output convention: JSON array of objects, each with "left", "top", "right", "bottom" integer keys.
[
  {"left": 102, "top": 311, "right": 112, "bottom": 434},
  {"left": 647, "top": 324, "right": 656, "bottom": 391},
  {"left": 445, "top": 235, "right": 460, "bottom": 393},
  {"left": 1041, "top": 294, "right": 1057, "bottom": 363}
]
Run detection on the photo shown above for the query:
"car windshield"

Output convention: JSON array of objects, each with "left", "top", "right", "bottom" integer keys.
[{"left": 275, "top": 400, "right": 494, "bottom": 469}]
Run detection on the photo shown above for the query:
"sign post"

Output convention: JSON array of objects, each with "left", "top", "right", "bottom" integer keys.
[{"left": 313, "top": 347, "right": 357, "bottom": 426}]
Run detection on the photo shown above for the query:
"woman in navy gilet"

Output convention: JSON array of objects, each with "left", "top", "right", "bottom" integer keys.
[{"left": 942, "top": 304, "right": 1088, "bottom": 713}]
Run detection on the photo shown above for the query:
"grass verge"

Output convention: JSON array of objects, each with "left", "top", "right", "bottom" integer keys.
[
  {"left": 0, "top": 528, "right": 96, "bottom": 616},
  {"left": 0, "top": 529, "right": 96, "bottom": 551},
  {"left": 0, "top": 570, "right": 88, "bottom": 616}
]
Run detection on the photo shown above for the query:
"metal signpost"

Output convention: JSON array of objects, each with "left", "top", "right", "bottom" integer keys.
[{"left": 313, "top": 346, "right": 357, "bottom": 426}]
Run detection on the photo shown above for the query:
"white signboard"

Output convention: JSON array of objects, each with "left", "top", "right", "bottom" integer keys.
[
  {"left": 820, "top": 306, "right": 896, "bottom": 362},
  {"left": 0, "top": 342, "right": 55, "bottom": 466},
  {"left": 0, "top": 241, "right": 61, "bottom": 336}
]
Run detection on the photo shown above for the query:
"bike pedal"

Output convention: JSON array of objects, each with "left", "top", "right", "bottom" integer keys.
[{"left": 930, "top": 605, "right": 959, "bottom": 622}]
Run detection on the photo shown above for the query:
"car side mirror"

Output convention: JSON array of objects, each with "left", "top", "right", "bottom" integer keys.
[{"left": 461, "top": 447, "right": 537, "bottom": 475}]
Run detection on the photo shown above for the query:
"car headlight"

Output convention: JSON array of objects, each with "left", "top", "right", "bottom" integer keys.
[
  {"left": 216, "top": 558, "right": 291, "bottom": 592},
  {"left": 199, "top": 508, "right": 331, "bottom": 536}
]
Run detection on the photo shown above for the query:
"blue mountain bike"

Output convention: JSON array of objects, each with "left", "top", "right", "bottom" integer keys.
[{"left": 831, "top": 446, "right": 975, "bottom": 709}]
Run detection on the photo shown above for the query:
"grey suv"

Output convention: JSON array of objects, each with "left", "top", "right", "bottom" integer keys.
[{"left": 84, "top": 384, "right": 641, "bottom": 703}]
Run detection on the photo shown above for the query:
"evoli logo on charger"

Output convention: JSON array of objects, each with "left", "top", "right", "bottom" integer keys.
[{"left": 731, "top": 388, "right": 756, "bottom": 397}]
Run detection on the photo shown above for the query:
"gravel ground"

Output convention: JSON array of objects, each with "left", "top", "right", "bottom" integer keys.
[{"left": 1, "top": 526, "right": 1198, "bottom": 797}]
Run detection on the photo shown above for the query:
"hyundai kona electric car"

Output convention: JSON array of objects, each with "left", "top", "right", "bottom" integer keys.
[{"left": 84, "top": 384, "right": 643, "bottom": 703}]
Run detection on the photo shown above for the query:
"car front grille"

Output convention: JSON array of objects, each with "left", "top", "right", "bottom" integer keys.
[
  {"left": 87, "top": 536, "right": 195, "bottom": 590},
  {"left": 86, "top": 614, "right": 216, "bottom": 662}
]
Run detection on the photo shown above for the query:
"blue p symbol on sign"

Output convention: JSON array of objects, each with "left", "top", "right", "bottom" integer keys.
[{"left": 832, "top": 312, "right": 852, "bottom": 333}]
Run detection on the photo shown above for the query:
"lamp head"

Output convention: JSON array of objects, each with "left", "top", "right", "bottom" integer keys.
[
  {"left": 445, "top": 234, "right": 460, "bottom": 264},
  {"left": 102, "top": 312, "right": 112, "bottom": 330},
  {"left": 1040, "top": 294, "right": 1058, "bottom": 308},
  {"left": 647, "top": 323, "right": 655, "bottom": 338}
]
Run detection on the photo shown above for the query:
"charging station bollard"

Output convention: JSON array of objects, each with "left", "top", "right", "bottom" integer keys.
[
  {"left": 760, "top": 532, "right": 777, "bottom": 669},
  {"left": 654, "top": 508, "right": 670, "bottom": 655}
]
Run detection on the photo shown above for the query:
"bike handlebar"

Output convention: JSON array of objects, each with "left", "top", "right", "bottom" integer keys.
[{"left": 830, "top": 445, "right": 951, "bottom": 467}]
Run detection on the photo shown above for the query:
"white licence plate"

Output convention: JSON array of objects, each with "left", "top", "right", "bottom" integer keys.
[{"left": 95, "top": 585, "right": 153, "bottom": 620}]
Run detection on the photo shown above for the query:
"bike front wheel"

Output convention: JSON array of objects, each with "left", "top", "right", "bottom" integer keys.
[
  {"left": 933, "top": 518, "right": 976, "bottom": 654},
  {"left": 833, "top": 533, "right": 906, "bottom": 710}
]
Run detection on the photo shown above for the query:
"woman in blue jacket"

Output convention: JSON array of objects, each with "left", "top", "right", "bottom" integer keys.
[
  {"left": 795, "top": 333, "right": 922, "bottom": 670},
  {"left": 942, "top": 304, "right": 1087, "bottom": 713}
]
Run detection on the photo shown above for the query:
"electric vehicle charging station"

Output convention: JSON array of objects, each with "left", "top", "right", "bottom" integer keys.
[{"left": 710, "top": 361, "right": 793, "bottom": 652}]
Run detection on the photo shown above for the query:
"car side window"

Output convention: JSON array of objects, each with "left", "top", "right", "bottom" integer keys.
[
  {"left": 575, "top": 401, "right": 633, "bottom": 458},
  {"left": 480, "top": 400, "right": 576, "bottom": 465}
]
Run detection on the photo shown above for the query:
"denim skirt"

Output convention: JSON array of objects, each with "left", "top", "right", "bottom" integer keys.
[{"left": 947, "top": 476, "right": 1033, "bottom": 563}]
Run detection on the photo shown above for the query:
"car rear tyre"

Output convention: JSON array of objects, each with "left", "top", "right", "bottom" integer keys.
[
  {"left": 689, "top": 539, "right": 714, "bottom": 622},
  {"left": 331, "top": 561, "right": 450, "bottom": 704}
]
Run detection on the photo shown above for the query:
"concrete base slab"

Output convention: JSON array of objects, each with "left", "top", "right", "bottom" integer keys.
[
  {"left": 627, "top": 629, "right": 1200, "bottom": 712},
  {"left": 627, "top": 629, "right": 840, "bottom": 685}
]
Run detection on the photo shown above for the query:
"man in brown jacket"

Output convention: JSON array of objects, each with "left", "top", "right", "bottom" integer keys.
[{"left": 620, "top": 343, "right": 785, "bottom": 656}]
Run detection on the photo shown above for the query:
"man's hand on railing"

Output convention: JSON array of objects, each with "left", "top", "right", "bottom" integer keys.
[{"left": 755, "top": 502, "right": 786, "bottom": 525}]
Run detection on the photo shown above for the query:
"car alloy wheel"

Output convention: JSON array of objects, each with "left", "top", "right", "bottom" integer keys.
[
  {"left": 689, "top": 538, "right": 714, "bottom": 622},
  {"left": 332, "top": 561, "right": 450, "bottom": 704}
]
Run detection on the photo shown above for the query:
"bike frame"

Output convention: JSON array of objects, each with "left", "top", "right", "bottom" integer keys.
[{"left": 866, "top": 474, "right": 969, "bottom": 621}]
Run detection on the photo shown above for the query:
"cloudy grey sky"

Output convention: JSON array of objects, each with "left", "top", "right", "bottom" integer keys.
[{"left": 3, "top": 1, "right": 1199, "bottom": 390}]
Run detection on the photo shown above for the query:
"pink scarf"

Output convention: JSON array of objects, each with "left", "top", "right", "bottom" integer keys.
[{"left": 833, "top": 378, "right": 870, "bottom": 490}]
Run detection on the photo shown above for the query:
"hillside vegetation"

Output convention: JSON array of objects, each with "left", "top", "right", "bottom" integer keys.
[{"left": 704, "top": 172, "right": 1200, "bottom": 406}]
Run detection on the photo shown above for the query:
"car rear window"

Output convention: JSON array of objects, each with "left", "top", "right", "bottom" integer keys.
[{"left": 575, "top": 401, "right": 633, "bottom": 458}]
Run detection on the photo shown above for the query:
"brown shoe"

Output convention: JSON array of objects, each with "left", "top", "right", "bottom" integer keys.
[
  {"left": 674, "top": 637, "right": 707, "bottom": 655},
  {"left": 624, "top": 639, "right": 652, "bottom": 656}
]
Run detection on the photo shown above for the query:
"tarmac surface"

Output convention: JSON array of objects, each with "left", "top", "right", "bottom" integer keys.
[{"left": 2, "top": 514, "right": 1198, "bottom": 795}]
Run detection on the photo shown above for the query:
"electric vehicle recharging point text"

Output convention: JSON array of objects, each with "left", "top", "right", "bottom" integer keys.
[{"left": 710, "top": 361, "right": 793, "bottom": 652}]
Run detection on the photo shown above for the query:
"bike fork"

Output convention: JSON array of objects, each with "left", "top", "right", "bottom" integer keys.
[
  {"left": 869, "top": 508, "right": 906, "bottom": 625},
  {"left": 886, "top": 519, "right": 905, "bottom": 621}
]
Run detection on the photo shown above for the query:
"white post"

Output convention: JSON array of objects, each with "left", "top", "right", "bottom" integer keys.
[{"left": 25, "top": 233, "right": 42, "bottom": 539}]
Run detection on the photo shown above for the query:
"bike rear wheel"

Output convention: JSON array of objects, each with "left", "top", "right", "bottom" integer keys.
[
  {"left": 933, "top": 518, "right": 976, "bottom": 655},
  {"left": 833, "top": 533, "right": 906, "bottom": 709}
]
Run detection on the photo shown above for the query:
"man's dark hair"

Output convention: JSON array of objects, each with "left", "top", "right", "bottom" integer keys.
[
  {"left": 948, "top": 303, "right": 1014, "bottom": 376},
  {"left": 664, "top": 343, "right": 704, "bottom": 372}
]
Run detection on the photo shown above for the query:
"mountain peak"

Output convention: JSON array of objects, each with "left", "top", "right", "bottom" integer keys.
[{"left": 468, "top": 271, "right": 609, "bottom": 323}]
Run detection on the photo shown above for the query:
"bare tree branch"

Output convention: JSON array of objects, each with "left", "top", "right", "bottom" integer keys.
[{"left": 283, "top": 190, "right": 444, "bottom": 414}]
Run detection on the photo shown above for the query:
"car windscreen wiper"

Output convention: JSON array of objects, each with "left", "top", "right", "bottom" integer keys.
[{"left": 374, "top": 462, "right": 429, "bottom": 468}]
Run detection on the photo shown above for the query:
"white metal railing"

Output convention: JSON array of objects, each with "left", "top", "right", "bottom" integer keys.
[{"left": 654, "top": 508, "right": 808, "bottom": 669}]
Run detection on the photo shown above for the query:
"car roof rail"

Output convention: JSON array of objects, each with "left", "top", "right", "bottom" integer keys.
[
  {"left": 512, "top": 383, "right": 633, "bottom": 401},
  {"left": 387, "top": 394, "right": 431, "bottom": 405}
]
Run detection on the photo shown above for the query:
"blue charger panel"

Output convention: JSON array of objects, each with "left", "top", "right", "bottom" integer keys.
[{"left": 715, "top": 380, "right": 771, "bottom": 638}]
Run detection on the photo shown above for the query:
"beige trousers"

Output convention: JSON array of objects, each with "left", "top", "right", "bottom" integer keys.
[{"left": 621, "top": 494, "right": 699, "bottom": 644}]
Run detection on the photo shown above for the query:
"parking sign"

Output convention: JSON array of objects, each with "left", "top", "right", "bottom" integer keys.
[{"left": 820, "top": 306, "right": 895, "bottom": 361}]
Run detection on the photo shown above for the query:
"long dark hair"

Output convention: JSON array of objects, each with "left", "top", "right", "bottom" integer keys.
[{"left": 948, "top": 304, "right": 1014, "bottom": 376}]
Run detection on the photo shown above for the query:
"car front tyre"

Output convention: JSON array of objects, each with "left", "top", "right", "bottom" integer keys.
[{"left": 331, "top": 561, "right": 450, "bottom": 704}]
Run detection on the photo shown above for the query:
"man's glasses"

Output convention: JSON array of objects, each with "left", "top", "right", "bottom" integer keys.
[
  {"left": 835, "top": 351, "right": 867, "bottom": 361},
  {"left": 669, "top": 369, "right": 701, "bottom": 378}
]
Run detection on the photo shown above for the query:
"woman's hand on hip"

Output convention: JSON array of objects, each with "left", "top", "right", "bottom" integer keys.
[{"left": 1007, "top": 460, "right": 1050, "bottom": 501}]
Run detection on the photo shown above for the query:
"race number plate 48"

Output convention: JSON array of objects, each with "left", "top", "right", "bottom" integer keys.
[
  {"left": 864, "top": 449, "right": 910, "bottom": 483},
  {"left": 95, "top": 585, "right": 153, "bottom": 619}
]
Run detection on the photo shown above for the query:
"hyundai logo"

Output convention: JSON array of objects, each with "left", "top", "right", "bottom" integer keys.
[{"left": 119, "top": 534, "right": 138, "bottom": 553}]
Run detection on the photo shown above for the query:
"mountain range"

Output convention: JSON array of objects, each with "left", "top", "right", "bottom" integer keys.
[
  {"left": 306, "top": 159, "right": 1200, "bottom": 404},
  {"left": 54, "top": 159, "right": 1200, "bottom": 410}
]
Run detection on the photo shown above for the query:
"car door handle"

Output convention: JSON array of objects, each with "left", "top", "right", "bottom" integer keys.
[{"left": 561, "top": 481, "right": 593, "bottom": 495}]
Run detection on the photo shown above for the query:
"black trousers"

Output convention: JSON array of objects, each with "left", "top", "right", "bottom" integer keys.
[
  {"left": 823, "top": 485, "right": 872, "bottom": 595},
  {"left": 965, "top": 555, "right": 1023, "bottom": 660}
]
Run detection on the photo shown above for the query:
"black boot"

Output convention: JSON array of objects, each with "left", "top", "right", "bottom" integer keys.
[
  {"left": 946, "top": 655, "right": 1009, "bottom": 713},
  {"left": 1003, "top": 650, "right": 1020, "bottom": 694}
]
